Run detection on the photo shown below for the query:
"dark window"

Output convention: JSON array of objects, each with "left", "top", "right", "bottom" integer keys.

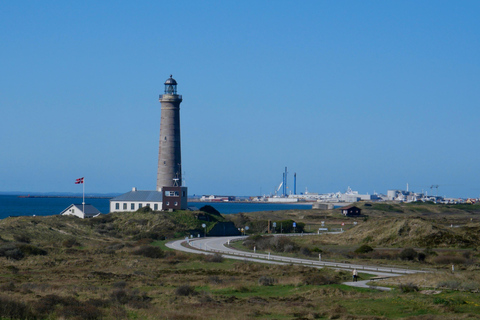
[
  {"left": 123, "top": 203, "right": 127, "bottom": 210},
  {"left": 115, "top": 203, "right": 119, "bottom": 210},
  {"left": 131, "top": 203, "right": 135, "bottom": 210}
]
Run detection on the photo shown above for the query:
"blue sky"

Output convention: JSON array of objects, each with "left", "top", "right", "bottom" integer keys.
[{"left": 1, "top": 1, "right": 479, "bottom": 198}]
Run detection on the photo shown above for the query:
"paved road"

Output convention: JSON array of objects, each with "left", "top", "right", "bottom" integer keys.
[{"left": 166, "top": 235, "right": 428, "bottom": 290}]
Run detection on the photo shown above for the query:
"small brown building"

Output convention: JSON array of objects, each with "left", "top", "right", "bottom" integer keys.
[
  {"left": 162, "top": 186, "right": 188, "bottom": 211},
  {"left": 340, "top": 205, "right": 361, "bottom": 216}
]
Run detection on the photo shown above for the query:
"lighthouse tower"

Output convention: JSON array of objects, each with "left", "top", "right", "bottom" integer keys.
[{"left": 157, "top": 75, "right": 183, "bottom": 191}]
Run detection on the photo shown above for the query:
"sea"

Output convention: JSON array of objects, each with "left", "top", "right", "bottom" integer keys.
[{"left": 0, "top": 195, "right": 312, "bottom": 219}]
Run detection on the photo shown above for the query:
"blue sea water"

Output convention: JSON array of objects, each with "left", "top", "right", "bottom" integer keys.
[{"left": 0, "top": 195, "right": 312, "bottom": 219}]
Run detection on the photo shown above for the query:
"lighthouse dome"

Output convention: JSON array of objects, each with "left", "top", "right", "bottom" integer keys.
[{"left": 165, "top": 75, "right": 177, "bottom": 85}]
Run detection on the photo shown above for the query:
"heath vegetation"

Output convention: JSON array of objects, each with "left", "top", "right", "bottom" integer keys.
[{"left": 0, "top": 203, "right": 479, "bottom": 319}]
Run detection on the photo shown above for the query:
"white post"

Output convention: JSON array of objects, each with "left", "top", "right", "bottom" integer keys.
[
  {"left": 319, "top": 254, "right": 321, "bottom": 261},
  {"left": 82, "top": 177, "right": 85, "bottom": 214},
  {"left": 268, "top": 252, "right": 270, "bottom": 260},
  {"left": 254, "top": 246, "right": 256, "bottom": 253}
]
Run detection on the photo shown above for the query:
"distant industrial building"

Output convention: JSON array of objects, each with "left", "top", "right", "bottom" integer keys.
[{"left": 200, "top": 195, "right": 236, "bottom": 202}]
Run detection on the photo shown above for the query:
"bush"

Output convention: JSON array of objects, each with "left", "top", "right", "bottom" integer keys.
[
  {"left": 0, "top": 244, "right": 24, "bottom": 260},
  {"left": 399, "top": 248, "right": 418, "bottom": 261},
  {"left": 418, "top": 252, "right": 426, "bottom": 262},
  {"left": 258, "top": 276, "right": 276, "bottom": 286},
  {"left": 175, "top": 285, "right": 197, "bottom": 296},
  {"left": 0, "top": 295, "right": 35, "bottom": 320},
  {"left": 437, "top": 280, "right": 461, "bottom": 290},
  {"left": 399, "top": 283, "right": 419, "bottom": 293},
  {"left": 62, "top": 238, "right": 80, "bottom": 248},
  {"left": 132, "top": 245, "right": 165, "bottom": 259},
  {"left": 113, "top": 281, "right": 127, "bottom": 289},
  {"left": 13, "top": 234, "right": 31, "bottom": 243},
  {"left": 302, "top": 271, "right": 340, "bottom": 285},
  {"left": 204, "top": 253, "right": 224, "bottom": 263},
  {"left": 57, "top": 305, "right": 103, "bottom": 320},
  {"left": 136, "top": 206, "right": 152, "bottom": 213},
  {"left": 433, "top": 255, "right": 467, "bottom": 265},
  {"left": 110, "top": 289, "right": 151, "bottom": 308},
  {"left": 207, "top": 276, "right": 223, "bottom": 285},
  {"left": 6, "top": 266, "right": 19, "bottom": 274},
  {"left": 355, "top": 245, "right": 374, "bottom": 254},
  {"left": 200, "top": 205, "right": 221, "bottom": 216},
  {"left": 300, "top": 246, "right": 312, "bottom": 256},
  {"left": 18, "top": 244, "right": 47, "bottom": 256}
]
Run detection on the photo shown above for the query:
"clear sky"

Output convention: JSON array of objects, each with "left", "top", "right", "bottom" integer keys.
[{"left": 1, "top": 1, "right": 479, "bottom": 198}]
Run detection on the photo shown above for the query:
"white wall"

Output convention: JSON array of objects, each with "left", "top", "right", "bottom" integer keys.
[{"left": 110, "top": 201, "right": 162, "bottom": 213}]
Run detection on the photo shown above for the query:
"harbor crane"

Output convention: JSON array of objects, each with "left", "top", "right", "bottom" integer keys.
[{"left": 430, "top": 185, "right": 439, "bottom": 196}]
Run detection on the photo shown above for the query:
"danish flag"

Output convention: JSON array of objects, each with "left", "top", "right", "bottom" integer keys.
[{"left": 75, "top": 177, "right": 84, "bottom": 184}]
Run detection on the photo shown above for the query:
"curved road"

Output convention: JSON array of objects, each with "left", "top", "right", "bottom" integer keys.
[{"left": 166, "top": 235, "right": 428, "bottom": 289}]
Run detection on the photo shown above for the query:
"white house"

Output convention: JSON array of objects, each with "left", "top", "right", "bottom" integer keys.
[
  {"left": 110, "top": 187, "right": 164, "bottom": 212},
  {"left": 60, "top": 204, "right": 101, "bottom": 219}
]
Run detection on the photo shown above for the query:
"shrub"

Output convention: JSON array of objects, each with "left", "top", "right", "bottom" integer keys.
[
  {"left": 6, "top": 266, "right": 19, "bottom": 274},
  {"left": 302, "top": 272, "right": 339, "bottom": 285},
  {"left": 132, "top": 245, "right": 165, "bottom": 259},
  {"left": 200, "top": 205, "right": 221, "bottom": 216},
  {"left": 433, "top": 255, "right": 467, "bottom": 265},
  {"left": 204, "top": 253, "right": 224, "bottom": 263},
  {"left": 18, "top": 244, "right": 47, "bottom": 256},
  {"left": 370, "top": 250, "right": 394, "bottom": 260},
  {"left": 399, "top": 248, "right": 418, "bottom": 261},
  {"left": 175, "top": 285, "right": 197, "bottom": 296},
  {"left": 113, "top": 281, "right": 127, "bottom": 289},
  {"left": 207, "top": 276, "right": 223, "bottom": 285},
  {"left": 62, "top": 238, "right": 80, "bottom": 248},
  {"left": 0, "top": 295, "right": 35, "bottom": 320},
  {"left": 110, "top": 289, "right": 151, "bottom": 308},
  {"left": 258, "top": 276, "right": 276, "bottom": 286},
  {"left": 399, "top": 283, "right": 419, "bottom": 293},
  {"left": 0, "top": 282, "right": 15, "bottom": 292},
  {"left": 437, "top": 280, "right": 461, "bottom": 290},
  {"left": 424, "top": 247, "right": 437, "bottom": 257},
  {"left": 57, "top": 305, "right": 103, "bottom": 320},
  {"left": 0, "top": 244, "right": 24, "bottom": 260},
  {"left": 136, "top": 206, "right": 152, "bottom": 213},
  {"left": 13, "top": 234, "right": 31, "bottom": 243},
  {"left": 300, "top": 246, "right": 312, "bottom": 256},
  {"left": 418, "top": 252, "right": 426, "bottom": 262},
  {"left": 362, "top": 236, "right": 373, "bottom": 243},
  {"left": 355, "top": 245, "right": 374, "bottom": 254}
]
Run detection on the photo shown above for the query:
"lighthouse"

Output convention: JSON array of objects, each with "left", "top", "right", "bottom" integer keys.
[
  {"left": 109, "top": 75, "right": 188, "bottom": 213},
  {"left": 157, "top": 75, "right": 183, "bottom": 191}
]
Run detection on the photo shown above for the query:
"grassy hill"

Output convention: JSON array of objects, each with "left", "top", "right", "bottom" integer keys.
[
  {"left": 320, "top": 218, "right": 480, "bottom": 248},
  {"left": 1, "top": 204, "right": 480, "bottom": 319}
]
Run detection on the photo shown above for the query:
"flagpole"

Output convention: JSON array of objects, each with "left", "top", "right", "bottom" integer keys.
[{"left": 82, "top": 177, "right": 85, "bottom": 215}]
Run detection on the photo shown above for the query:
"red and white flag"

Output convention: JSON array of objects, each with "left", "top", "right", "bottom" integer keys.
[{"left": 75, "top": 177, "right": 84, "bottom": 184}]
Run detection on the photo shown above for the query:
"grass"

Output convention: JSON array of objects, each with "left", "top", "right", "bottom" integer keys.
[{"left": 1, "top": 204, "right": 480, "bottom": 319}]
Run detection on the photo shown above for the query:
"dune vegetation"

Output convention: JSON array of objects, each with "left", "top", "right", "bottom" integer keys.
[{"left": 0, "top": 203, "right": 479, "bottom": 319}]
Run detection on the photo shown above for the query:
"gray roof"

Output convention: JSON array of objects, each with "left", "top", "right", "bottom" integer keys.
[
  {"left": 60, "top": 204, "right": 101, "bottom": 216},
  {"left": 111, "top": 190, "right": 163, "bottom": 202}
]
